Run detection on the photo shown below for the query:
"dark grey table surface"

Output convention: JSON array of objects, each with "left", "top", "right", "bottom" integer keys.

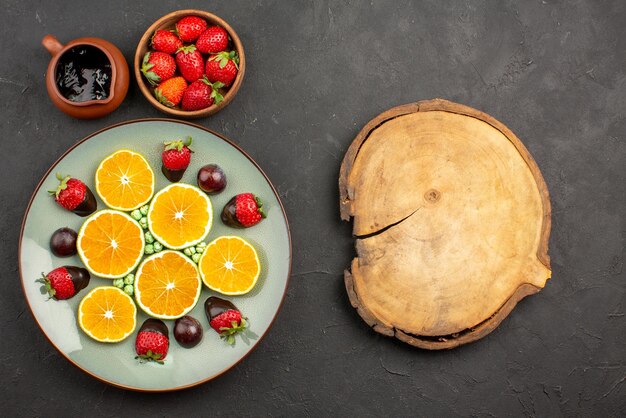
[{"left": 1, "top": 1, "right": 624, "bottom": 416}]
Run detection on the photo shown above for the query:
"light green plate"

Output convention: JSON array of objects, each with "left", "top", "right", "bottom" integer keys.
[{"left": 19, "top": 119, "right": 291, "bottom": 391}]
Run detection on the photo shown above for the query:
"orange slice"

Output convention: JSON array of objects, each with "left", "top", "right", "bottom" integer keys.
[
  {"left": 78, "top": 286, "right": 137, "bottom": 343},
  {"left": 77, "top": 210, "right": 145, "bottom": 279},
  {"left": 95, "top": 149, "right": 155, "bottom": 211},
  {"left": 134, "top": 250, "right": 202, "bottom": 319},
  {"left": 198, "top": 236, "right": 261, "bottom": 295},
  {"left": 147, "top": 184, "right": 212, "bottom": 250}
]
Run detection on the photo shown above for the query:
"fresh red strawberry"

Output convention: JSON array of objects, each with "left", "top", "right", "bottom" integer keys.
[
  {"left": 141, "top": 51, "right": 176, "bottom": 86},
  {"left": 205, "top": 51, "right": 239, "bottom": 87},
  {"left": 154, "top": 76, "right": 187, "bottom": 107},
  {"left": 175, "top": 45, "right": 205, "bottom": 82},
  {"left": 196, "top": 26, "right": 229, "bottom": 54},
  {"left": 151, "top": 29, "right": 183, "bottom": 54},
  {"left": 135, "top": 319, "right": 169, "bottom": 364},
  {"left": 181, "top": 77, "right": 224, "bottom": 111},
  {"left": 37, "top": 266, "right": 90, "bottom": 300},
  {"left": 175, "top": 16, "right": 207, "bottom": 42},
  {"left": 205, "top": 296, "right": 254, "bottom": 345},
  {"left": 48, "top": 173, "right": 97, "bottom": 216},
  {"left": 161, "top": 137, "right": 193, "bottom": 182},
  {"left": 221, "top": 193, "right": 266, "bottom": 228}
]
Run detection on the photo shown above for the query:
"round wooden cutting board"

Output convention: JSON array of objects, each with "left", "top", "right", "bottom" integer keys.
[{"left": 339, "top": 99, "right": 551, "bottom": 349}]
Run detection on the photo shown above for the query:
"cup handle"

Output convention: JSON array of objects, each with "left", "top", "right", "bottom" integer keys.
[{"left": 42, "top": 35, "right": 64, "bottom": 56}]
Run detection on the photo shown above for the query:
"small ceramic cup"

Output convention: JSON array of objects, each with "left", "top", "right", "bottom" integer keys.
[
  {"left": 42, "top": 35, "right": 129, "bottom": 119},
  {"left": 134, "top": 10, "right": 246, "bottom": 119}
]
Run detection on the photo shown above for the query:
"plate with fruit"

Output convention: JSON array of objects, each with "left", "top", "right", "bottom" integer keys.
[{"left": 19, "top": 119, "right": 291, "bottom": 391}]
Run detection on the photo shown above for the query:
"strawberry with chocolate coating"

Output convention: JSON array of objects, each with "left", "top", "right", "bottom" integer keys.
[
  {"left": 37, "top": 266, "right": 90, "bottom": 300},
  {"left": 205, "top": 51, "right": 239, "bottom": 87},
  {"left": 141, "top": 51, "right": 176, "bottom": 86},
  {"left": 176, "top": 45, "right": 205, "bottom": 83},
  {"left": 151, "top": 29, "right": 183, "bottom": 54},
  {"left": 175, "top": 16, "right": 207, "bottom": 42},
  {"left": 221, "top": 193, "right": 266, "bottom": 228},
  {"left": 135, "top": 319, "right": 169, "bottom": 364},
  {"left": 48, "top": 173, "right": 97, "bottom": 216},
  {"left": 161, "top": 137, "right": 193, "bottom": 182},
  {"left": 205, "top": 296, "right": 255, "bottom": 345}
]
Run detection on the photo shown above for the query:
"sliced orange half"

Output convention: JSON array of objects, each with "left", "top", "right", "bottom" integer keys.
[
  {"left": 78, "top": 286, "right": 137, "bottom": 343},
  {"left": 147, "top": 184, "right": 212, "bottom": 250},
  {"left": 134, "top": 250, "right": 202, "bottom": 319},
  {"left": 198, "top": 236, "right": 261, "bottom": 295},
  {"left": 77, "top": 210, "right": 145, "bottom": 279},
  {"left": 95, "top": 149, "right": 155, "bottom": 211}
]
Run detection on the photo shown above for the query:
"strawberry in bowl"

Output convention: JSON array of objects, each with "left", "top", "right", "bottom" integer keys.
[{"left": 134, "top": 10, "right": 245, "bottom": 118}]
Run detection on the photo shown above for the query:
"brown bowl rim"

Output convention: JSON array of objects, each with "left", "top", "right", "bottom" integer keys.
[
  {"left": 134, "top": 10, "right": 246, "bottom": 119},
  {"left": 18, "top": 118, "right": 292, "bottom": 392}
]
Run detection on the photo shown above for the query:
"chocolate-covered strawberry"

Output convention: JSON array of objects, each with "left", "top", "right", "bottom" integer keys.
[
  {"left": 37, "top": 266, "right": 90, "bottom": 300},
  {"left": 48, "top": 173, "right": 97, "bottom": 216},
  {"left": 161, "top": 137, "right": 193, "bottom": 182},
  {"left": 221, "top": 193, "right": 266, "bottom": 228},
  {"left": 205, "top": 296, "right": 254, "bottom": 345},
  {"left": 135, "top": 318, "right": 169, "bottom": 364}
]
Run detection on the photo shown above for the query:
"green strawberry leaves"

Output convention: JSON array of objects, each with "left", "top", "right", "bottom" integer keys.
[
  {"left": 135, "top": 349, "right": 165, "bottom": 365},
  {"left": 254, "top": 196, "right": 267, "bottom": 218},
  {"left": 176, "top": 44, "right": 197, "bottom": 55},
  {"left": 199, "top": 77, "right": 225, "bottom": 105},
  {"left": 141, "top": 52, "right": 161, "bottom": 86},
  {"left": 210, "top": 51, "right": 239, "bottom": 70},
  {"left": 36, "top": 274, "right": 55, "bottom": 300},
  {"left": 154, "top": 88, "right": 174, "bottom": 107},
  {"left": 48, "top": 173, "right": 70, "bottom": 198},
  {"left": 218, "top": 317, "right": 258, "bottom": 346},
  {"left": 164, "top": 136, "right": 193, "bottom": 152}
]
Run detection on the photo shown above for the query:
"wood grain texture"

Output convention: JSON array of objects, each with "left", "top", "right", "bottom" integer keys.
[{"left": 339, "top": 99, "right": 552, "bottom": 349}]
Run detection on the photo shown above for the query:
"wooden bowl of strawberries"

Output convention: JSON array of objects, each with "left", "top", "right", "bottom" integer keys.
[{"left": 134, "top": 10, "right": 245, "bottom": 118}]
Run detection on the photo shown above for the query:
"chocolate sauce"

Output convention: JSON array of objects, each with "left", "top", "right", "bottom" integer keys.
[
  {"left": 204, "top": 296, "right": 238, "bottom": 321},
  {"left": 161, "top": 165, "right": 185, "bottom": 182},
  {"left": 73, "top": 187, "right": 97, "bottom": 217},
  {"left": 139, "top": 318, "right": 169, "bottom": 337},
  {"left": 64, "top": 266, "right": 90, "bottom": 293},
  {"left": 55, "top": 45, "right": 112, "bottom": 102}
]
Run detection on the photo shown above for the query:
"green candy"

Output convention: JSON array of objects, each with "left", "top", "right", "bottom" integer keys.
[
  {"left": 145, "top": 244, "right": 155, "bottom": 255},
  {"left": 195, "top": 245, "right": 204, "bottom": 254},
  {"left": 191, "top": 253, "right": 201, "bottom": 264},
  {"left": 144, "top": 231, "right": 155, "bottom": 244},
  {"left": 140, "top": 205, "right": 149, "bottom": 216},
  {"left": 124, "top": 274, "right": 135, "bottom": 285},
  {"left": 153, "top": 241, "right": 163, "bottom": 252},
  {"left": 183, "top": 248, "right": 193, "bottom": 257},
  {"left": 130, "top": 209, "right": 142, "bottom": 220},
  {"left": 139, "top": 217, "right": 148, "bottom": 229},
  {"left": 123, "top": 284, "right": 134, "bottom": 296},
  {"left": 113, "top": 278, "right": 124, "bottom": 288}
]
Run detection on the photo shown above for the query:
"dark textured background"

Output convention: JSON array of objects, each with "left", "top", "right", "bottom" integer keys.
[{"left": 1, "top": 0, "right": 624, "bottom": 416}]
